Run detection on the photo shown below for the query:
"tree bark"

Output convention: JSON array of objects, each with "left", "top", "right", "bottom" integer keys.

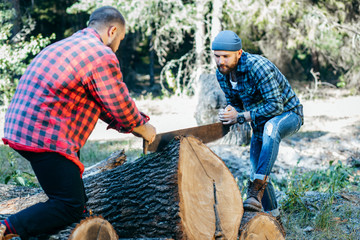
[
  {"left": 149, "top": 30, "right": 155, "bottom": 87},
  {"left": 7, "top": 0, "right": 21, "bottom": 37},
  {"left": 195, "top": 74, "right": 251, "bottom": 146}
]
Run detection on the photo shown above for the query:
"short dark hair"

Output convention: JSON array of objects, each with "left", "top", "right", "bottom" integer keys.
[{"left": 88, "top": 6, "right": 125, "bottom": 27}]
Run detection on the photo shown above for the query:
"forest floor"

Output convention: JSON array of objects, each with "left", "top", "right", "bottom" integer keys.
[{"left": 0, "top": 89, "right": 359, "bottom": 239}]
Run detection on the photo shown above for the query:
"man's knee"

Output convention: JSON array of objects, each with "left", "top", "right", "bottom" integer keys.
[
  {"left": 56, "top": 197, "right": 86, "bottom": 220},
  {"left": 264, "top": 121, "right": 280, "bottom": 140}
]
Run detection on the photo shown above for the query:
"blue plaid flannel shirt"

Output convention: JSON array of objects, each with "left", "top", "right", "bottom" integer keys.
[{"left": 216, "top": 51, "right": 303, "bottom": 135}]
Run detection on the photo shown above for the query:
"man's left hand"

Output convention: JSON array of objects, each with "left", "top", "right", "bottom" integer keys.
[{"left": 218, "top": 105, "right": 238, "bottom": 125}]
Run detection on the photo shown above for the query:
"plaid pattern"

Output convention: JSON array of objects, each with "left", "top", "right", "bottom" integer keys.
[
  {"left": 3, "top": 28, "right": 148, "bottom": 174},
  {"left": 216, "top": 51, "right": 303, "bottom": 134}
]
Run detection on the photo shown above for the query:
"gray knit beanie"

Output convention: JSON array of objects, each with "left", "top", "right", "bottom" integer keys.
[{"left": 211, "top": 30, "right": 242, "bottom": 51}]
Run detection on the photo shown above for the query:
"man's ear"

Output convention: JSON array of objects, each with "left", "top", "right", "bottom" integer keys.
[
  {"left": 108, "top": 26, "right": 117, "bottom": 38},
  {"left": 237, "top": 49, "right": 243, "bottom": 58}
]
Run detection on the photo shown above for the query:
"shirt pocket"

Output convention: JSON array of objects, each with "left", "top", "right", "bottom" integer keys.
[{"left": 238, "top": 82, "right": 256, "bottom": 98}]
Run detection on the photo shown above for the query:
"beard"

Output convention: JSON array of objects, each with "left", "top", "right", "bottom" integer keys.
[{"left": 217, "top": 61, "right": 238, "bottom": 75}]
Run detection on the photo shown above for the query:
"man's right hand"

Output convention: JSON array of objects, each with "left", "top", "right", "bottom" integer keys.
[
  {"left": 219, "top": 105, "right": 238, "bottom": 124},
  {"left": 132, "top": 122, "right": 156, "bottom": 144}
]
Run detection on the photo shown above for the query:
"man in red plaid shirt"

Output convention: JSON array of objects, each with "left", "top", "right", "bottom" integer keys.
[{"left": 1, "top": 6, "right": 156, "bottom": 239}]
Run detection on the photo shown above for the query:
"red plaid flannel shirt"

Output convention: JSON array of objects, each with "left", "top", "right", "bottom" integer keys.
[{"left": 2, "top": 28, "right": 148, "bottom": 174}]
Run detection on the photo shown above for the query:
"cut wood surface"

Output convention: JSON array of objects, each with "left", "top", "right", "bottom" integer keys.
[
  {"left": 69, "top": 216, "right": 118, "bottom": 240},
  {"left": 239, "top": 212, "right": 285, "bottom": 240}
]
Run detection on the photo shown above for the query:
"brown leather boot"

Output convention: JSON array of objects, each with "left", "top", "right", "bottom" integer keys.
[{"left": 243, "top": 178, "right": 268, "bottom": 211}]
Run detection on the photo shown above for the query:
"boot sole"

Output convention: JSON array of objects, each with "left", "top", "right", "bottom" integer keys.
[{"left": 243, "top": 203, "right": 262, "bottom": 212}]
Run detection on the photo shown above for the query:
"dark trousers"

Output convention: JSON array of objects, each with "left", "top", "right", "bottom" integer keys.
[{"left": 8, "top": 150, "right": 87, "bottom": 239}]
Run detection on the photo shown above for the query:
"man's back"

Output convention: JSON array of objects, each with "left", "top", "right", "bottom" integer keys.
[{"left": 3, "top": 27, "right": 144, "bottom": 173}]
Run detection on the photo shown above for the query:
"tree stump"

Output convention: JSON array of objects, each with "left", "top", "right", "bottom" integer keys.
[{"left": 194, "top": 74, "right": 251, "bottom": 146}]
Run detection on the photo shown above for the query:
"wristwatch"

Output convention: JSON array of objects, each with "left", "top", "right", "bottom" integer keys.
[{"left": 237, "top": 113, "right": 246, "bottom": 124}]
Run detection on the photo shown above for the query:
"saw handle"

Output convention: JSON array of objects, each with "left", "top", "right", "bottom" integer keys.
[{"left": 143, "top": 139, "right": 149, "bottom": 155}]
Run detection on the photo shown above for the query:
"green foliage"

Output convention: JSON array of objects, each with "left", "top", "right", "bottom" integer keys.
[
  {"left": 67, "top": 0, "right": 360, "bottom": 96},
  {"left": 337, "top": 75, "right": 346, "bottom": 88},
  {"left": 0, "top": 2, "right": 54, "bottom": 106},
  {"left": 68, "top": 0, "right": 192, "bottom": 65},
  {"left": 68, "top": 0, "right": 196, "bottom": 96},
  {"left": 225, "top": 0, "right": 360, "bottom": 89},
  {"left": 2, "top": 152, "right": 37, "bottom": 187},
  {"left": 0, "top": 139, "right": 142, "bottom": 187}
]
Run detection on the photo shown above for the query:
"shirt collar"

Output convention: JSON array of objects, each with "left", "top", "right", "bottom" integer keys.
[
  {"left": 237, "top": 51, "right": 249, "bottom": 73},
  {"left": 85, "top": 27, "right": 103, "bottom": 43}
]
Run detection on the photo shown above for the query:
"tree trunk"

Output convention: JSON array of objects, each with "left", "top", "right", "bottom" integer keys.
[
  {"left": 149, "top": 30, "right": 155, "bottom": 87},
  {"left": 193, "top": 0, "right": 207, "bottom": 100},
  {"left": 7, "top": 0, "right": 21, "bottom": 37},
  {"left": 210, "top": 0, "right": 223, "bottom": 41},
  {"left": 85, "top": 136, "right": 243, "bottom": 239},
  {"left": 195, "top": 74, "right": 251, "bottom": 146},
  {"left": 1, "top": 137, "right": 243, "bottom": 239},
  {"left": 210, "top": 0, "right": 224, "bottom": 68}
]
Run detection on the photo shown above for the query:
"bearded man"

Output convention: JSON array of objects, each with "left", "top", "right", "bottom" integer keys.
[{"left": 212, "top": 30, "right": 303, "bottom": 221}]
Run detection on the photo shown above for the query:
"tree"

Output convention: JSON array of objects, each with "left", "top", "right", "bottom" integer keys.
[
  {"left": 0, "top": 1, "right": 54, "bottom": 106},
  {"left": 67, "top": 0, "right": 360, "bottom": 97},
  {"left": 68, "top": 0, "right": 194, "bottom": 95},
  {"left": 223, "top": 0, "right": 360, "bottom": 91}
]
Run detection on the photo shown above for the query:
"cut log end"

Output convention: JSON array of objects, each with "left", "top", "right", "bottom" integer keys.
[
  {"left": 178, "top": 136, "right": 243, "bottom": 239},
  {"left": 239, "top": 212, "right": 286, "bottom": 240},
  {"left": 68, "top": 216, "right": 118, "bottom": 240}
]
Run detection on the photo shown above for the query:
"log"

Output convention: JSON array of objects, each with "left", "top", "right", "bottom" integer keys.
[
  {"left": 239, "top": 212, "right": 285, "bottom": 240},
  {"left": 1, "top": 137, "right": 243, "bottom": 239},
  {"left": 194, "top": 74, "right": 251, "bottom": 146},
  {"left": 84, "top": 136, "right": 243, "bottom": 239}
]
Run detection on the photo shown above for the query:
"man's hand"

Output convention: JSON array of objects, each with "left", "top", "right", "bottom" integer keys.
[
  {"left": 218, "top": 105, "right": 238, "bottom": 125},
  {"left": 132, "top": 122, "right": 156, "bottom": 144}
]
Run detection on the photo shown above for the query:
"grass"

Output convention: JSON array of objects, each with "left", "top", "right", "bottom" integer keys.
[
  {"left": 79, "top": 139, "right": 143, "bottom": 167},
  {"left": 276, "top": 161, "right": 360, "bottom": 240},
  {"left": 0, "top": 138, "right": 143, "bottom": 186}
]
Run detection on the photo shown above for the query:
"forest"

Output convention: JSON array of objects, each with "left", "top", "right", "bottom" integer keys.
[
  {"left": 0, "top": 0, "right": 360, "bottom": 239},
  {"left": 1, "top": 0, "right": 360, "bottom": 103}
]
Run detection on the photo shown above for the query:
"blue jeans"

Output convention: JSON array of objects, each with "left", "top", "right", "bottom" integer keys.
[{"left": 249, "top": 111, "right": 302, "bottom": 211}]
